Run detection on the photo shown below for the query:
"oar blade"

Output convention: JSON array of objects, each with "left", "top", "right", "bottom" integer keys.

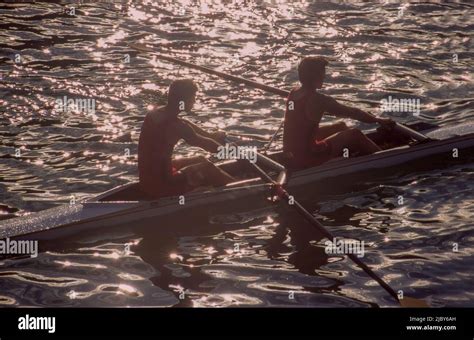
[{"left": 399, "top": 296, "right": 430, "bottom": 308}]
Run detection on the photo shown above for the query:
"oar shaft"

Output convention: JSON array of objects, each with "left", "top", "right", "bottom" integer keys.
[
  {"left": 287, "top": 196, "right": 398, "bottom": 301},
  {"left": 151, "top": 52, "right": 289, "bottom": 97},
  {"left": 228, "top": 132, "right": 270, "bottom": 142},
  {"left": 246, "top": 153, "right": 401, "bottom": 304},
  {"left": 137, "top": 46, "right": 429, "bottom": 143},
  {"left": 225, "top": 137, "right": 285, "bottom": 172},
  {"left": 132, "top": 42, "right": 426, "bottom": 306},
  {"left": 256, "top": 153, "right": 286, "bottom": 172},
  {"left": 347, "top": 253, "right": 400, "bottom": 301},
  {"left": 394, "top": 122, "right": 430, "bottom": 142}
]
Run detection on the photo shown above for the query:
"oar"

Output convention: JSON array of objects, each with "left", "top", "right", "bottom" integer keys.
[
  {"left": 130, "top": 43, "right": 369, "bottom": 104},
  {"left": 232, "top": 142, "right": 429, "bottom": 307},
  {"left": 393, "top": 122, "right": 430, "bottom": 142},
  {"left": 131, "top": 43, "right": 288, "bottom": 97},
  {"left": 131, "top": 44, "right": 430, "bottom": 305},
  {"left": 227, "top": 132, "right": 271, "bottom": 143},
  {"left": 131, "top": 42, "right": 430, "bottom": 144}
]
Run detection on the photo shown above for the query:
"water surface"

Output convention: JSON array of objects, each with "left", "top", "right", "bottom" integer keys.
[{"left": 0, "top": 1, "right": 473, "bottom": 307}]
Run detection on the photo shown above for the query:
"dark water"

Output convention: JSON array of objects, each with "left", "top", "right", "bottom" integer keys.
[{"left": 0, "top": 1, "right": 473, "bottom": 307}]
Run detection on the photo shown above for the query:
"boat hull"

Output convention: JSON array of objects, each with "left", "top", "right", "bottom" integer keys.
[{"left": 1, "top": 123, "right": 473, "bottom": 243}]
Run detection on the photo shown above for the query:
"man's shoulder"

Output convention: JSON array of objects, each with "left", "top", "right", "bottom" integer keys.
[
  {"left": 174, "top": 117, "right": 191, "bottom": 129},
  {"left": 147, "top": 106, "right": 170, "bottom": 123},
  {"left": 309, "top": 91, "right": 338, "bottom": 107},
  {"left": 313, "top": 91, "right": 333, "bottom": 101},
  {"left": 290, "top": 89, "right": 333, "bottom": 102}
]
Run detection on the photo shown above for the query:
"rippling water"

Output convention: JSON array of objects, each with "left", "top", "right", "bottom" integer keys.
[{"left": 0, "top": 1, "right": 473, "bottom": 307}]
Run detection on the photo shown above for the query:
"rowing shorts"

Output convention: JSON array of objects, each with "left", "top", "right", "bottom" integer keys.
[
  {"left": 140, "top": 166, "right": 192, "bottom": 199},
  {"left": 311, "top": 139, "right": 331, "bottom": 155},
  {"left": 285, "top": 139, "right": 333, "bottom": 170},
  {"left": 161, "top": 167, "right": 193, "bottom": 196}
]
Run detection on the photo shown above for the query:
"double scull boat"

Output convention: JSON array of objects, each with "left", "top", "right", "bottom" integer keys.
[{"left": 1, "top": 121, "right": 473, "bottom": 242}]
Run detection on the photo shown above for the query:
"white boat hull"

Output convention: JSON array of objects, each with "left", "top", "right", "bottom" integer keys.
[{"left": 1, "top": 123, "right": 473, "bottom": 242}]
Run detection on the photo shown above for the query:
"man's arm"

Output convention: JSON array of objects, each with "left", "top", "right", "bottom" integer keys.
[
  {"left": 178, "top": 120, "right": 221, "bottom": 153},
  {"left": 182, "top": 119, "right": 226, "bottom": 144},
  {"left": 315, "top": 94, "right": 393, "bottom": 125}
]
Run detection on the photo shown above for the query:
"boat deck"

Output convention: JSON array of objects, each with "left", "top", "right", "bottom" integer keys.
[{"left": 1, "top": 121, "right": 473, "bottom": 242}]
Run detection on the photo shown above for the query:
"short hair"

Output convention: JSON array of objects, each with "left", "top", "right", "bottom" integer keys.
[
  {"left": 297, "top": 56, "right": 328, "bottom": 87},
  {"left": 168, "top": 79, "right": 198, "bottom": 103}
]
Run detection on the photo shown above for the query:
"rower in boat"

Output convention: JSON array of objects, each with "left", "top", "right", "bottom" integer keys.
[
  {"left": 283, "top": 56, "right": 395, "bottom": 169},
  {"left": 138, "top": 79, "right": 235, "bottom": 198}
]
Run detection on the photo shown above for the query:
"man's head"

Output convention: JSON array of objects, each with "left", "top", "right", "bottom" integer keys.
[
  {"left": 298, "top": 56, "right": 328, "bottom": 89},
  {"left": 167, "top": 79, "right": 198, "bottom": 114}
]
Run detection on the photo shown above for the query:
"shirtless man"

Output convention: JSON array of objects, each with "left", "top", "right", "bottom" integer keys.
[
  {"left": 138, "top": 79, "right": 234, "bottom": 198},
  {"left": 283, "top": 56, "right": 394, "bottom": 169}
]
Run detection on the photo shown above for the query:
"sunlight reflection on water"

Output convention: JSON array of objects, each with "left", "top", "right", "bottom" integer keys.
[{"left": 0, "top": 1, "right": 472, "bottom": 307}]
